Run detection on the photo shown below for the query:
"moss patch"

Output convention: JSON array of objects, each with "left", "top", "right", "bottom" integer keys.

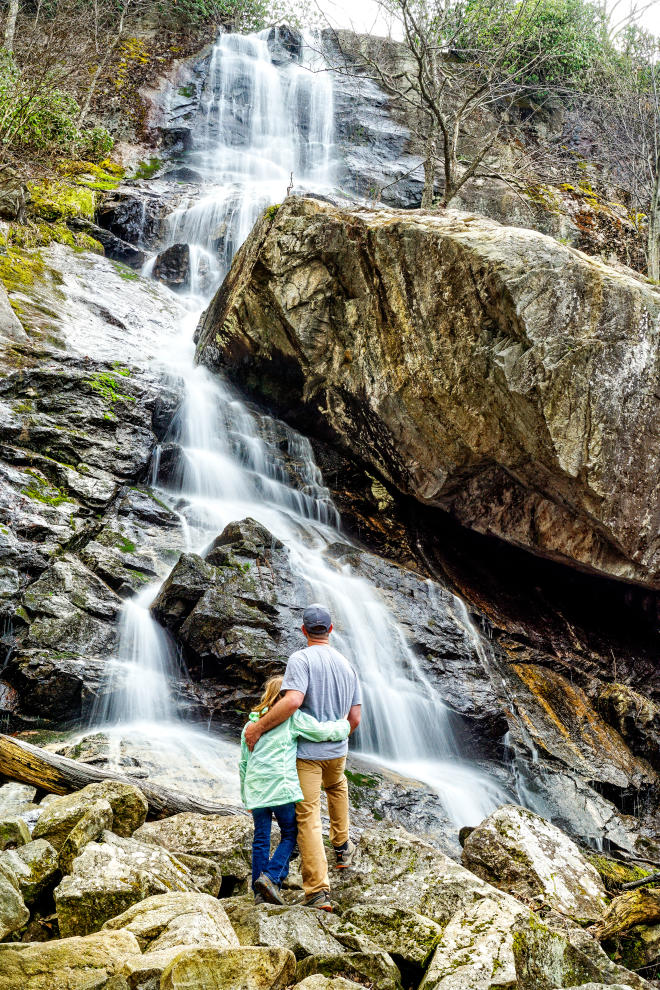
[
  {"left": 28, "top": 179, "right": 96, "bottom": 222},
  {"left": 586, "top": 854, "right": 650, "bottom": 894},
  {"left": 0, "top": 247, "right": 46, "bottom": 294},
  {"left": 132, "top": 157, "right": 162, "bottom": 180}
]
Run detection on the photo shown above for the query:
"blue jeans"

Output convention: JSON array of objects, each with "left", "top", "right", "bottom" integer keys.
[{"left": 251, "top": 802, "right": 298, "bottom": 889}]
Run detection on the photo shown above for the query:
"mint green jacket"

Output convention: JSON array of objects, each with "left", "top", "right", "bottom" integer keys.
[{"left": 239, "top": 710, "right": 350, "bottom": 811}]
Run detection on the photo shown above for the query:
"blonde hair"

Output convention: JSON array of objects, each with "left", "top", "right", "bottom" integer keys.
[{"left": 251, "top": 675, "right": 283, "bottom": 718}]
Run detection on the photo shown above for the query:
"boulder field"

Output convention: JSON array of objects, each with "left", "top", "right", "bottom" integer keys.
[
  {"left": 196, "top": 197, "right": 660, "bottom": 590},
  {"left": 1, "top": 776, "right": 659, "bottom": 990}
]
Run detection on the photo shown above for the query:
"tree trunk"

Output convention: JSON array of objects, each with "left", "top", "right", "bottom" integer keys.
[
  {"left": 647, "top": 169, "right": 660, "bottom": 282},
  {"left": 421, "top": 156, "right": 435, "bottom": 209},
  {"left": 0, "top": 734, "right": 246, "bottom": 819},
  {"left": 3, "top": 0, "right": 19, "bottom": 53}
]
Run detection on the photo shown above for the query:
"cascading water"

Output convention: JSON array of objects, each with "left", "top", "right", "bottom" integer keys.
[{"left": 93, "top": 30, "right": 509, "bottom": 826}]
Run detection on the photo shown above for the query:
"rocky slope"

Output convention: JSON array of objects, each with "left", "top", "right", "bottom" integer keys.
[
  {"left": 196, "top": 196, "right": 660, "bottom": 590},
  {"left": 1, "top": 777, "right": 659, "bottom": 990}
]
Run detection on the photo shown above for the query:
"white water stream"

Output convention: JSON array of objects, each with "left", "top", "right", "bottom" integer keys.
[{"left": 92, "top": 30, "right": 509, "bottom": 826}]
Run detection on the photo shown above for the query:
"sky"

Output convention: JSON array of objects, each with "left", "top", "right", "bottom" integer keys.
[{"left": 317, "top": 0, "right": 660, "bottom": 38}]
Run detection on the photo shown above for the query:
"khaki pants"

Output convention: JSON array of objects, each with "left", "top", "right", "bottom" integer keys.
[{"left": 296, "top": 756, "right": 349, "bottom": 896}]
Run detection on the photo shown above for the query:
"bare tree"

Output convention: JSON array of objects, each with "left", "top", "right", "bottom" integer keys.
[
  {"left": 323, "top": 0, "right": 584, "bottom": 208},
  {"left": 594, "top": 41, "right": 660, "bottom": 279},
  {"left": 3, "top": 0, "right": 19, "bottom": 51}
]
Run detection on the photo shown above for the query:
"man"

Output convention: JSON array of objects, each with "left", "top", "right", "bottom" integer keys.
[{"left": 244, "top": 603, "right": 362, "bottom": 911}]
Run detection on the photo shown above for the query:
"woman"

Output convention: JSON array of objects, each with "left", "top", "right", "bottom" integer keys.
[{"left": 239, "top": 675, "right": 350, "bottom": 904}]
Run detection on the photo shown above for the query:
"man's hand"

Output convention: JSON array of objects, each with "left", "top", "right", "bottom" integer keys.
[
  {"left": 348, "top": 704, "right": 361, "bottom": 734},
  {"left": 244, "top": 720, "right": 263, "bottom": 752}
]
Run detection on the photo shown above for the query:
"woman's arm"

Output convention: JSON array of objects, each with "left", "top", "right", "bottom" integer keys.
[
  {"left": 291, "top": 709, "right": 351, "bottom": 742},
  {"left": 238, "top": 735, "right": 249, "bottom": 806}
]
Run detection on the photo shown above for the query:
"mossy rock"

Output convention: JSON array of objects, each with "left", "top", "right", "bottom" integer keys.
[
  {"left": 0, "top": 816, "right": 31, "bottom": 851},
  {"left": 586, "top": 853, "right": 650, "bottom": 894},
  {"left": 28, "top": 180, "right": 96, "bottom": 222}
]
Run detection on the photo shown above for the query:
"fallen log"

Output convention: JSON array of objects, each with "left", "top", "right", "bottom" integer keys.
[
  {"left": 0, "top": 733, "right": 246, "bottom": 819},
  {"left": 591, "top": 888, "right": 660, "bottom": 941},
  {"left": 622, "top": 872, "right": 660, "bottom": 891}
]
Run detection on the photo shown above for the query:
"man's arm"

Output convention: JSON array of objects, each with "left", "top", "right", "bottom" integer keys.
[
  {"left": 348, "top": 704, "right": 361, "bottom": 735},
  {"left": 243, "top": 690, "right": 304, "bottom": 751}
]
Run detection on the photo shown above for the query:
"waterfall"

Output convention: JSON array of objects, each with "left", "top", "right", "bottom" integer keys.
[{"left": 94, "top": 30, "right": 509, "bottom": 827}]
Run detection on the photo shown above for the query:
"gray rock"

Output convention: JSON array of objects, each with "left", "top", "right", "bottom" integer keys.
[
  {"left": 102, "top": 891, "right": 238, "bottom": 951},
  {"left": 0, "top": 861, "right": 30, "bottom": 939},
  {"left": 159, "top": 946, "right": 297, "bottom": 990},
  {"left": 0, "top": 814, "right": 31, "bottom": 850},
  {"left": 152, "top": 243, "right": 191, "bottom": 290},
  {"left": 133, "top": 812, "right": 252, "bottom": 882},
  {"left": 0, "top": 838, "right": 59, "bottom": 904},
  {"left": 0, "top": 929, "right": 141, "bottom": 990},
  {"left": 34, "top": 780, "right": 147, "bottom": 851},
  {"left": 227, "top": 902, "right": 349, "bottom": 959},
  {"left": 342, "top": 904, "right": 443, "bottom": 966},
  {"left": 0, "top": 783, "right": 37, "bottom": 816},
  {"left": 511, "top": 914, "right": 652, "bottom": 990},
  {"left": 54, "top": 830, "right": 201, "bottom": 936},
  {"left": 59, "top": 799, "right": 114, "bottom": 874},
  {"left": 462, "top": 804, "right": 608, "bottom": 922},
  {"left": 198, "top": 196, "right": 660, "bottom": 588},
  {"left": 295, "top": 952, "right": 402, "bottom": 990}
]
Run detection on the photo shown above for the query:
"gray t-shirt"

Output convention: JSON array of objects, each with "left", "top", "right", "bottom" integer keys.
[{"left": 281, "top": 644, "right": 362, "bottom": 759}]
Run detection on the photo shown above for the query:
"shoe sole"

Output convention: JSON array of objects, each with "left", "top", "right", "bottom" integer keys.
[
  {"left": 335, "top": 862, "right": 352, "bottom": 869},
  {"left": 307, "top": 904, "right": 333, "bottom": 911}
]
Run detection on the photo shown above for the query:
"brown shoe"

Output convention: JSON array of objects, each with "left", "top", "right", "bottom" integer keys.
[
  {"left": 304, "top": 890, "right": 332, "bottom": 911},
  {"left": 254, "top": 873, "right": 285, "bottom": 905}
]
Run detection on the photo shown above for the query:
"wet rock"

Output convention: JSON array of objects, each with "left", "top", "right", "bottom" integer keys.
[
  {"left": 267, "top": 25, "right": 302, "bottom": 63},
  {"left": 0, "top": 166, "right": 29, "bottom": 221},
  {"left": 133, "top": 812, "right": 252, "bottom": 883},
  {"left": 0, "top": 814, "right": 31, "bottom": 850},
  {"left": 54, "top": 830, "right": 201, "bottom": 936},
  {"left": 511, "top": 914, "right": 652, "bottom": 990},
  {"left": 598, "top": 683, "right": 660, "bottom": 771},
  {"left": 0, "top": 838, "right": 59, "bottom": 904},
  {"left": 342, "top": 904, "right": 442, "bottom": 967},
  {"left": 0, "top": 861, "right": 30, "bottom": 939},
  {"left": 0, "top": 929, "right": 141, "bottom": 990},
  {"left": 59, "top": 799, "right": 114, "bottom": 874},
  {"left": 165, "top": 165, "right": 205, "bottom": 183},
  {"left": 420, "top": 896, "right": 526, "bottom": 990},
  {"left": 295, "top": 952, "right": 402, "bottom": 990},
  {"left": 501, "top": 665, "right": 656, "bottom": 793},
  {"left": 160, "top": 945, "right": 297, "bottom": 990},
  {"left": 67, "top": 217, "right": 147, "bottom": 267},
  {"left": 157, "top": 125, "right": 194, "bottom": 154},
  {"left": 0, "top": 783, "right": 37, "bottom": 816},
  {"left": 152, "top": 243, "right": 191, "bottom": 290},
  {"left": 102, "top": 891, "right": 238, "bottom": 951},
  {"left": 96, "top": 191, "right": 164, "bottom": 245},
  {"left": 0, "top": 282, "right": 27, "bottom": 342},
  {"left": 462, "top": 804, "right": 608, "bottom": 922},
  {"left": 198, "top": 196, "right": 660, "bottom": 589}
]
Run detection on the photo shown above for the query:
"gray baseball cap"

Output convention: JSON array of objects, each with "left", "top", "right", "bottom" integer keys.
[{"left": 302, "top": 603, "right": 332, "bottom": 632}]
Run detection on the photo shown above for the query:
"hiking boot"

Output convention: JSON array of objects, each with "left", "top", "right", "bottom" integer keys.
[
  {"left": 304, "top": 890, "right": 332, "bottom": 911},
  {"left": 254, "top": 873, "right": 285, "bottom": 905},
  {"left": 334, "top": 838, "right": 356, "bottom": 869}
]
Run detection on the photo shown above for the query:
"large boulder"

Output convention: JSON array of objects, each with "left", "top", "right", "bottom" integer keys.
[
  {"left": 0, "top": 838, "right": 59, "bottom": 904},
  {"left": 512, "top": 914, "right": 653, "bottom": 990},
  {"left": 102, "top": 891, "right": 238, "bottom": 951},
  {"left": 159, "top": 946, "right": 296, "bottom": 990},
  {"left": 295, "top": 952, "right": 402, "bottom": 990},
  {"left": 0, "top": 929, "right": 141, "bottom": 990},
  {"left": 341, "top": 904, "right": 442, "bottom": 967},
  {"left": 226, "top": 902, "right": 379, "bottom": 960},
  {"left": 197, "top": 197, "right": 660, "bottom": 588},
  {"left": 33, "top": 780, "right": 147, "bottom": 850},
  {"left": 54, "top": 831, "right": 201, "bottom": 936},
  {"left": 0, "top": 861, "right": 30, "bottom": 939},
  {"left": 462, "top": 804, "right": 608, "bottom": 922},
  {"left": 419, "top": 895, "right": 526, "bottom": 990},
  {"left": 133, "top": 812, "right": 252, "bottom": 884}
]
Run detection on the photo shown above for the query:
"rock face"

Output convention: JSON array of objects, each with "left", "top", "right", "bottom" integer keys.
[
  {"left": 197, "top": 197, "right": 660, "bottom": 589},
  {"left": 461, "top": 804, "right": 607, "bottom": 922},
  {"left": 152, "top": 243, "right": 191, "bottom": 290}
]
